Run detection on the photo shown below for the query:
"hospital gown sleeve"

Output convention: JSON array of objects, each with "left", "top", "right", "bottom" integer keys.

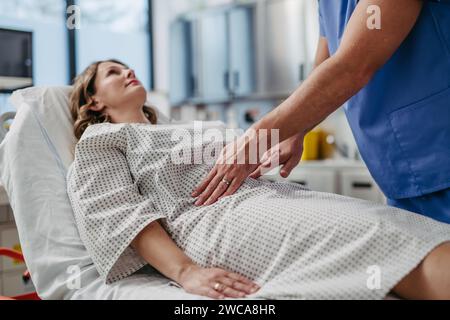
[{"left": 66, "top": 125, "right": 166, "bottom": 284}]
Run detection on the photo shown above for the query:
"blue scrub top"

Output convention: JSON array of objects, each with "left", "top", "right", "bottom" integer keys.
[{"left": 318, "top": 0, "right": 450, "bottom": 200}]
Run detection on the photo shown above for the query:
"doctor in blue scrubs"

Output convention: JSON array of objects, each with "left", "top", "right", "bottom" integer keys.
[{"left": 193, "top": 0, "right": 450, "bottom": 223}]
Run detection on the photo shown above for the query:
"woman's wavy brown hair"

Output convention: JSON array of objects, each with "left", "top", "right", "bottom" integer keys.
[{"left": 69, "top": 59, "right": 157, "bottom": 140}]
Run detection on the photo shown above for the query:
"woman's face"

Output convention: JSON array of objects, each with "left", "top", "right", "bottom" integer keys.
[{"left": 91, "top": 61, "right": 147, "bottom": 117}]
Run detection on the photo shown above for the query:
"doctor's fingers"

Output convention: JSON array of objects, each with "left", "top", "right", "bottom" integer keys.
[
  {"left": 249, "top": 149, "right": 289, "bottom": 179},
  {"left": 259, "top": 147, "right": 278, "bottom": 164},
  {"left": 249, "top": 156, "right": 282, "bottom": 179},
  {"left": 249, "top": 162, "right": 270, "bottom": 179},
  {"left": 279, "top": 154, "right": 302, "bottom": 178},
  {"left": 249, "top": 165, "right": 264, "bottom": 179},
  {"left": 249, "top": 149, "right": 274, "bottom": 179}
]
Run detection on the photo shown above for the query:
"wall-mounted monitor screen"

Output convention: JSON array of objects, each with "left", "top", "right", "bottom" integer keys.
[{"left": 0, "top": 28, "right": 33, "bottom": 93}]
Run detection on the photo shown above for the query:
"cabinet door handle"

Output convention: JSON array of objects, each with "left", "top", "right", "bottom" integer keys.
[
  {"left": 352, "top": 182, "right": 372, "bottom": 189},
  {"left": 233, "top": 71, "right": 240, "bottom": 90},
  {"left": 190, "top": 74, "right": 197, "bottom": 96},
  {"left": 224, "top": 71, "right": 230, "bottom": 92},
  {"left": 299, "top": 63, "right": 305, "bottom": 82}
]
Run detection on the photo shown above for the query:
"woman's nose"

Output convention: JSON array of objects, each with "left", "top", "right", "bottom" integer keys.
[{"left": 126, "top": 69, "right": 136, "bottom": 79}]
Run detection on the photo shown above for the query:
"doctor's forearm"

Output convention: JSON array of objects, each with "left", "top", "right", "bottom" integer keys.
[
  {"left": 254, "top": 0, "right": 423, "bottom": 143},
  {"left": 255, "top": 54, "right": 373, "bottom": 142},
  {"left": 131, "top": 221, "right": 195, "bottom": 284}
]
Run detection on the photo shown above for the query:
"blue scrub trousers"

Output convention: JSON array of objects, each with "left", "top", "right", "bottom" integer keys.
[{"left": 388, "top": 188, "right": 450, "bottom": 224}]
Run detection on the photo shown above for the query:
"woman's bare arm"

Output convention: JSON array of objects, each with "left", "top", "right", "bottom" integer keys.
[
  {"left": 131, "top": 221, "right": 260, "bottom": 299},
  {"left": 131, "top": 221, "right": 195, "bottom": 283}
]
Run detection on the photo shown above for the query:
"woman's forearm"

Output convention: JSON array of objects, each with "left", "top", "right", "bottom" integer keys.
[{"left": 131, "top": 221, "right": 195, "bottom": 284}]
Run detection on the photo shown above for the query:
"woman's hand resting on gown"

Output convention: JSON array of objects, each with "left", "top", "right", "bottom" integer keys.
[{"left": 178, "top": 264, "right": 260, "bottom": 299}]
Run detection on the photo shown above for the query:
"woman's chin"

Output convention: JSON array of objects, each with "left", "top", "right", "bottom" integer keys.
[
  {"left": 126, "top": 85, "right": 147, "bottom": 98},
  {"left": 122, "top": 87, "right": 147, "bottom": 105}
]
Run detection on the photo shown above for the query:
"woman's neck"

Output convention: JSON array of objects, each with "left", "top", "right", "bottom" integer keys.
[{"left": 110, "top": 108, "right": 152, "bottom": 124}]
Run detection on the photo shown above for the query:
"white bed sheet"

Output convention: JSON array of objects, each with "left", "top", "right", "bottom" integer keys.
[{"left": 70, "top": 265, "right": 208, "bottom": 300}]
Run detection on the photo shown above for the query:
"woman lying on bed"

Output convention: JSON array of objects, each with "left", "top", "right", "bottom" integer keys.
[{"left": 67, "top": 60, "right": 450, "bottom": 300}]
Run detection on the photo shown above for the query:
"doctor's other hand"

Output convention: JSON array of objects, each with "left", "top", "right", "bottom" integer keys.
[
  {"left": 250, "top": 133, "right": 304, "bottom": 180},
  {"left": 191, "top": 131, "right": 262, "bottom": 206},
  {"left": 178, "top": 264, "right": 260, "bottom": 300}
]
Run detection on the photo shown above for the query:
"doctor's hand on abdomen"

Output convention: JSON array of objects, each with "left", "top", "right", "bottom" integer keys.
[
  {"left": 250, "top": 133, "right": 304, "bottom": 180},
  {"left": 191, "top": 132, "right": 305, "bottom": 206}
]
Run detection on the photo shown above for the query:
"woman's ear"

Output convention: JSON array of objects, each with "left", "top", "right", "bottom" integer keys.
[{"left": 88, "top": 98, "right": 105, "bottom": 112}]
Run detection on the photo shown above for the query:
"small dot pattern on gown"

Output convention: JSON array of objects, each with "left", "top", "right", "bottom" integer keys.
[{"left": 67, "top": 122, "right": 450, "bottom": 299}]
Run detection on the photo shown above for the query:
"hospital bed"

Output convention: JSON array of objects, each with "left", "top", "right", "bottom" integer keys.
[
  {"left": 0, "top": 86, "right": 402, "bottom": 301},
  {"left": 0, "top": 86, "right": 209, "bottom": 300}
]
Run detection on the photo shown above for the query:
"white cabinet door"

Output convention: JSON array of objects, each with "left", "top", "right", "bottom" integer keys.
[
  {"left": 229, "top": 6, "right": 255, "bottom": 97},
  {"left": 286, "top": 168, "right": 337, "bottom": 194},
  {"left": 263, "top": 0, "right": 307, "bottom": 94},
  {"left": 262, "top": 163, "right": 386, "bottom": 203},
  {"left": 197, "top": 11, "right": 229, "bottom": 101},
  {"left": 340, "top": 170, "right": 385, "bottom": 203},
  {"left": 169, "top": 19, "right": 192, "bottom": 104}
]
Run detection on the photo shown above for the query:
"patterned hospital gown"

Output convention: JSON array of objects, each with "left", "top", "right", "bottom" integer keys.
[{"left": 67, "top": 122, "right": 450, "bottom": 300}]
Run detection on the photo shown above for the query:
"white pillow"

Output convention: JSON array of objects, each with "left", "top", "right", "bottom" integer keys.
[
  {"left": 7, "top": 86, "right": 171, "bottom": 170},
  {"left": 0, "top": 86, "right": 90, "bottom": 299},
  {"left": 0, "top": 86, "right": 172, "bottom": 299}
]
